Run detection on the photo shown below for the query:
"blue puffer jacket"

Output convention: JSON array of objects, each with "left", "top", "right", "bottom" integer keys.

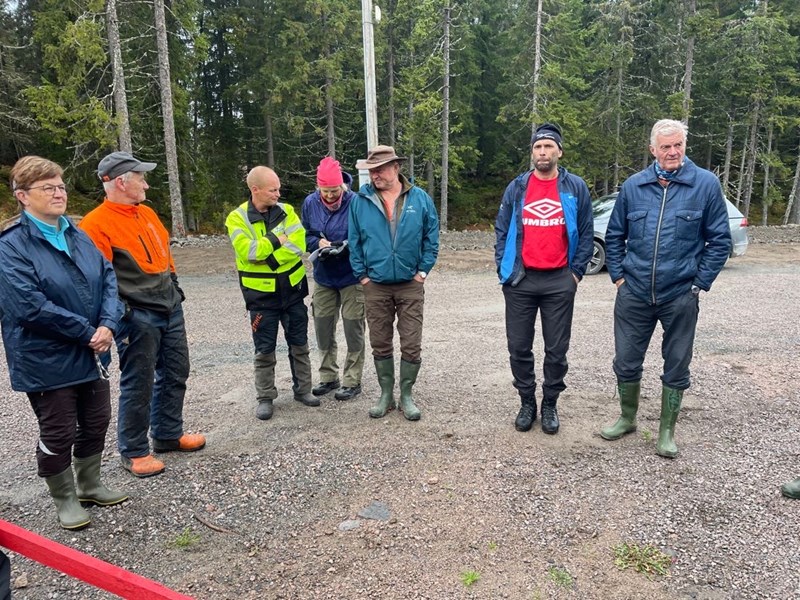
[
  {"left": 348, "top": 177, "right": 440, "bottom": 284},
  {"left": 605, "top": 158, "right": 732, "bottom": 305},
  {"left": 301, "top": 172, "right": 360, "bottom": 289},
  {"left": 495, "top": 167, "right": 594, "bottom": 285},
  {"left": 0, "top": 213, "right": 122, "bottom": 392}
]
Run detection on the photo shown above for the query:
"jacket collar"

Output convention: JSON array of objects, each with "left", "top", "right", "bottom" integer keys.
[
  {"left": 247, "top": 200, "right": 286, "bottom": 224},
  {"left": 102, "top": 198, "right": 141, "bottom": 215}
]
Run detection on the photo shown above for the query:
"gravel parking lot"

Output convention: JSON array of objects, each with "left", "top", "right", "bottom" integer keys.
[{"left": 0, "top": 227, "right": 798, "bottom": 599}]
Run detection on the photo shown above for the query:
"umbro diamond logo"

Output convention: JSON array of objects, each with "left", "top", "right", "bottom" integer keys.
[{"left": 523, "top": 198, "right": 561, "bottom": 220}]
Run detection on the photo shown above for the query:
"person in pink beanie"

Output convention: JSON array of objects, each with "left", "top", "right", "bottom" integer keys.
[{"left": 300, "top": 157, "right": 365, "bottom": 401}]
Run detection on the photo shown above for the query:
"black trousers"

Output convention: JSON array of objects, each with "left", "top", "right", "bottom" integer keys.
[
  {"left": 0, "top": 549, "right": 9, "bottom": 600},
  {"left": 612, "top": 284, "right": 699, "bottom": 390},
  {"left": 503, "top": 268, "right": 577, "bottom": 400},
  {"left": 26, "top": 379, "right": 111, "bottom": 477}
]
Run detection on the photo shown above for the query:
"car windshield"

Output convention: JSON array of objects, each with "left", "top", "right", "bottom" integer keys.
[{"left": 592, "top": 197, "right": 616, "bottom": 218}]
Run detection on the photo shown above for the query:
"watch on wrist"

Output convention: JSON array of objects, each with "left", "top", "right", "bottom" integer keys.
[
  {"left": 691, "top": 285, "right": 701, "bottom": 295},
  {"left": 418, "top": 271, "right": 427, "bottom": 280}
]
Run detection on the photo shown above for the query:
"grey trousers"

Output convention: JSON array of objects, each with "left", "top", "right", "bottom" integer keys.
[{"left": 312, "top": 283, "right": 365, "bottom": 387}]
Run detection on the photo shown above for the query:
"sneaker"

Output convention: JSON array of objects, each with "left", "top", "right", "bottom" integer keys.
[
  {"left": 294, "top": 393, "right": 321, "bottom": 407},
  {"left": 312, "top": 380, "right": 340, "bottom": 396},
  {"left": 256, "top": 399, "right": 274, "bottom": 420},
  {"left": 153, "top": 433, "right": 206, "bottom": 453},
  {"left": 334, "top": 384, "right": 362, "bottom": 401},
  {"left": 121, "top": 454, "right": 165, "bottom": 478}
]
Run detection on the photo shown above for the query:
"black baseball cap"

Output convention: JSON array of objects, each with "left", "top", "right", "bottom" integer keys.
[{"left": 97, "top": 151, "right": 157, "bottom": 182}]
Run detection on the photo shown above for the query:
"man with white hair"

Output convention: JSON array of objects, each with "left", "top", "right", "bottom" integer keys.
[
  {"left": 80, "top": 151, "right": 206, "bottom": 478},
  {"left": 600, "top": 119, "right": 731, "bottom": 458}
]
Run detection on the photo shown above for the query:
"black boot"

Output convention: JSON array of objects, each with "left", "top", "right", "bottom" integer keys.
[
  {"left": 514, "top": 396, "right": 536, "bottom": 432},
  {"left": 541, "top": 396, "right": 559, "bottom": 435}
]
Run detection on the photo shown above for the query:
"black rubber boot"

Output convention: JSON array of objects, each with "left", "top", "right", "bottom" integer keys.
[{"left": 514, "top": 396, "right": 536, "bottom": 432}]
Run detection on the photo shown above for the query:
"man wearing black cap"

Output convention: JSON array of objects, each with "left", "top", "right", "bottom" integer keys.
[
  {"left": 495, "top": 124, "right": 594, "bottom": 435},
  {"left": 349, "top": 145, "right": 439, "bottom": 421},
  {"left": 80, "top": 151, "right": 205, "bottom": 478}
]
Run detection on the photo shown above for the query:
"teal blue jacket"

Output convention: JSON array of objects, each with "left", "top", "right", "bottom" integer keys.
[{"left": 348, "top": 178, "right": 439, "bottom": 284}]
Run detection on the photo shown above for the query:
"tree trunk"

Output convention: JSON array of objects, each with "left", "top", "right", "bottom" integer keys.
[
  {"left": 426, "top": 159, "right": 434, "bottom": 201},
  {"left": 681, "top": 0, "right": 695, "bottom": 125},
  {"left": 761, "top": 121, "right": 772, "bottom": 225},
  {"left": 782, "top": 134, "right": 800, "bottom": 225},
  {"left": 528, "top": 0, "right": 543, "bottom": 170},
  {"left": 439, "top": 0, "right": 450, "bottom": 232},
  {"left": 735, "top": 122, "right": 749, "bottom": 208},
  {"left": 741, "top": 103, "right": 760, "bottom": 219},
  {"left": 722, "top": 118, "right": 733, "bottom": 196},
  {"left": 106, "top": 0, "right": 131, "bottom": 153},
  {"left": 264, "top": 112, "right": 275, "bottom": 168},
  {"left": 325, "top": 74, "right": 336, "bottom": 158},
  {"left": 154, "top": 0, "right": 186, "bottom": 238}
]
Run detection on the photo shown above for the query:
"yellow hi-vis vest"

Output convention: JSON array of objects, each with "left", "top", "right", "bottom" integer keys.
[{"left": 225, "top": 201, "right": 306, "bottom": 296}]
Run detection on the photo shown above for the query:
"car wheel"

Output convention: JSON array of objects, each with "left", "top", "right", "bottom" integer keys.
[{"left": 586, "top": 240, "right": 606, "bottom": 275}]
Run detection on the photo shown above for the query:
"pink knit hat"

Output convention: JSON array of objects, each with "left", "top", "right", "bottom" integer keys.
[{"left": 316, "top": 157, "right": 344, "bottom": 187}]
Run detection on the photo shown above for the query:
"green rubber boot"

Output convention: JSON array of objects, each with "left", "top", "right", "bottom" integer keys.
[
  {"left": 398, "top": 359, "right": 422, "bottom": 421},
  {"left": 369, "top": 357, "right": 395, "bottom": 418},
  {"left": 600, "top": 381, "right": 641, "bottom": 440},
  {"left": 780, "top": 477, "right": 800, "bottom": 499},
  {"left": 45, "top": 468, "right": 91, "bottom": 530},
  {"left": 74, "top": 454, "right": 129, "bottom": 506},
  {"left": 656, "top": 385, "right": 684, "bottom": 458}
]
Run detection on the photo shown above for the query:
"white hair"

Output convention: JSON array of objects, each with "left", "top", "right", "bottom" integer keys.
[
  {"left": 102, "top": 170, "right": 133, "bottom": 192},
  {"left": 650, "top": 119, "right": 688, "bottom": 147}
]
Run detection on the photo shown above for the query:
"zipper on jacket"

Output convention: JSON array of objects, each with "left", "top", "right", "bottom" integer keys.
[
  {"left": 138, "top": 235, "right": 153, "bottom": 264},
  {"left": 651, "top": 185, "right": 668, "bottom": 304}
]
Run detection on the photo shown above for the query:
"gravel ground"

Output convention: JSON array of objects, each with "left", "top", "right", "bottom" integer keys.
[{"left": 0, "top": 226, "right": 798, "bottom": 599}]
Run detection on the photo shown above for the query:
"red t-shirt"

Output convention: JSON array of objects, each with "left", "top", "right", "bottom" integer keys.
[{"left": 521, "top": 174, "right": 568, "bottom": 269}]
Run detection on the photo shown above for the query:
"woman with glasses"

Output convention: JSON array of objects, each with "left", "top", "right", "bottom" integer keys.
[
  {"left": 300, "top": 157, "right": 365, "bottom": 402},
  {"left": 0, "top": 156, "right": 127, "bottom": 530}
]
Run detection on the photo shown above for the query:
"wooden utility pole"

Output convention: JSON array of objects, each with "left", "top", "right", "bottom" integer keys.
[{"left": 360, "top": 0, "right": 379, "bottom": 188}]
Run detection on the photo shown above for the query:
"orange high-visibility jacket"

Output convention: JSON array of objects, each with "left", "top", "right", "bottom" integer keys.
[{"left": 80, "top": 199, "right": 181, "bottom": 313}]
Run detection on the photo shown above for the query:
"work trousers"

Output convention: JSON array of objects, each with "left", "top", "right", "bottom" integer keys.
[
  {"left": 503, "top": 267, "right": 577, "bottom": 400},
  {"left": 312, "top": 283, "right": 365, "bottom": 387},
  {"left": 251, "top": 299, "right": 310, "bottom": 394},
  {"left": 613, "top": 284, "right": 699, "bottom": 390},
  {"left": 363, "top": 280, "right": 425, "bottom": 362},
  {"left": 26, "top": 378, "right": 111, "bottom": 477},
  {"left": 116, "top": 305, "right": 190, "bottom": 458}
]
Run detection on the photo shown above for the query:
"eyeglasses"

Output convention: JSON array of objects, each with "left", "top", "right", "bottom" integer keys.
[{"left": 25, "top": 184, "right": 68, "bottom": 196}]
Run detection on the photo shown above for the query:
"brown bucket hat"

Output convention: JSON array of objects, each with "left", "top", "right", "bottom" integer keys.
[{"left": 355, "top": 145, "right": 407, "bottom": 170}]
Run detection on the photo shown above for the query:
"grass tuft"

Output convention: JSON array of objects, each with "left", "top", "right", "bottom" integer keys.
[
  {"left": 548, "top": 566, "right": 574, "bottom": 588},
  {"left": 171, "top": 526, "right": 201, "bottom": 550},
  {"left": 612, "top": 542, "right": 673, "bottom": 579},
  {"left": 460, "top": 569, "right": 480, "bottom": 587}
]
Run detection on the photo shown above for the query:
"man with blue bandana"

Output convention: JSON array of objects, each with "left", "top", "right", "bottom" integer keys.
[{"left": 600, "top": 119, "right": 731, "bottom": 458}]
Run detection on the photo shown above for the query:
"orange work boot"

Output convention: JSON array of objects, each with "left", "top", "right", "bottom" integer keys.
[
  {"left": 153, "top": 433, "right": 207, "bottom": 453},
  {"left": 121, "top": 454, "right": 165, "bottom": 478}
]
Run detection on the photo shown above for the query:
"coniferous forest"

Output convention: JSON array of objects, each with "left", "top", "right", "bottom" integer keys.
[{"left": 1, "top": 0, "right": 799, "bottom": 233}]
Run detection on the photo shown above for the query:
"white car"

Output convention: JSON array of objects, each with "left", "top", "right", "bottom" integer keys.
[{"left": 586, "top": 192, "right": 749, "bottom": 276}]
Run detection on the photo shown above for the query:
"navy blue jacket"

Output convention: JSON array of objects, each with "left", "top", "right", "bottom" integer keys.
[
  {"left": 605, "top": 158, "right": 732, "bottom": 305},
  {"left": 495, "top": 167, "right": 594, "bottom": 285},
  {"left": 349, "top": 177, "right": 439, "bottom": 284},
  {"left": 0, "top": 213, "right": 122, "bottom": 392},
  {"left": 301, "top": 172, "right": 360, "bottom": 289}
]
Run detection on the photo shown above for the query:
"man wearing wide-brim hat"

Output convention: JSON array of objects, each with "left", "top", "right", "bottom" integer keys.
[{"left": 348, "top": 145, "right": 440, "bottom": 421}]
